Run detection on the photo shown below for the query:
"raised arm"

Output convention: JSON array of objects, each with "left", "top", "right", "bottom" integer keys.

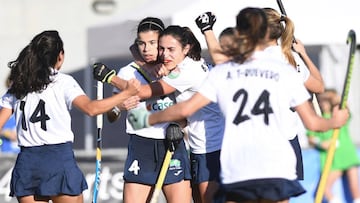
[
  {"left": 295, "top": 100, "right": 349, "bottom": 132},
  {"left": 94, "top": 62, "right": 177, "bottom": 100},
  {"left": 73, "top": 78, "right": 140, "bottom": 116},
  {"left": 293, "top": 39, "right": 325, "bottom": 93},
  {"left": 127, "top": 92, "right": 211, "bottom": 130},
  {"left": 195, "top": 12, "right": 231, "bottom": 65}
]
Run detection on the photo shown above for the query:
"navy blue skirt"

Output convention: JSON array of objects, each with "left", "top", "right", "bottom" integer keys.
[
  {"left": 123, "top": 134, "right": 191, "bottom": 185},
  {"left": 190, "top": 150, "right": 221, "bottom": 184},
  {"left": 290, "top": 135, "right": 304, "bottom": 180},
  {"left": 223, "top": 178, "right": 306, "bottom": 202},
  {"left": 10, "top": 142, "right": 88, "bottom": 197}
]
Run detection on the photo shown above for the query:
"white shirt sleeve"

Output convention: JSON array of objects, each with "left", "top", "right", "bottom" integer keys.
[
  {"left": 293, "top": 51, "right": 310, "bottom": 82},
  {"left": 0, "top": 92, "right": 16, "bottom": 110},
  {"left": 62, "top": 75, "right": 85, "bottom": 110},
  {"left": 197, "top": 67, "right": 219, "bottom": 103}
]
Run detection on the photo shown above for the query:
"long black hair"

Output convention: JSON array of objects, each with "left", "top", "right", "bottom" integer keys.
[{"left": 8, "top": 30, "right": 64, "bottom": 99}]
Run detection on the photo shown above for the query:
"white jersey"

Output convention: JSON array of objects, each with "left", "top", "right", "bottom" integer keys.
[
  {"left": 0, "top": 73, "right": 85, "bottom": 147},
  {"left": 162, "top": 57, "right": 225, "bottom": 154},
  {"left": 113, "top": 62, "right": 175, "bottom": 139},
  {"left": 264, "top": 45, "right": 310, "bottom": 140},
  {"left": 199, "top": 50, "right": 311, "bottom": 184}
]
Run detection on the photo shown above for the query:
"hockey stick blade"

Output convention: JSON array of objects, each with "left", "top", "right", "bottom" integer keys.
[
  {"left": 92, "top": 128, "right": 102, "bottom": 203},
  {"left": 340, "top": 29, "right": 356, "bottom": 108}
]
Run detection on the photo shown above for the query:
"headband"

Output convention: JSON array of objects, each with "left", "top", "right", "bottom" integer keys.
[{"left": 139, "top": 21, "right": 164, "bottom": 31}]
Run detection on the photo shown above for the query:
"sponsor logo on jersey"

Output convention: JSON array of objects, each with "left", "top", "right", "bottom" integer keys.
[
  {"left": 167, "top": 68, "right": 181, "bottom": 79},
  {"left": 146, "top": 101, "right": 174, "bottom": 111}
]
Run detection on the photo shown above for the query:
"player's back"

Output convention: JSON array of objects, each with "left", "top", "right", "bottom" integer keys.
[
  {"left": 200, "top": 50, "right": 310, "bottom": 183},
  {"left": 12, "top": 73, "right": 82, "bottom": 147}
]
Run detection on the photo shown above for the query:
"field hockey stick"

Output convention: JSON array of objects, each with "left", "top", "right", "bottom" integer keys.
[
  {"left": 314, "top": 29, "right": 356, "bottom": 203},
  {"left": 276, "top": 0, "right": 287, "bottom": 15},
  {"left": 150, "top": 123, "right": 183, "bottom": 203},
  {"left": 92, "top": 81, "right": 103, "bottom": 203},
  {"left": 276, "top": 0, "right": 295, "bottom": 42},
  {"left": 312, "top": 95, "right": 322, "bottom": 116},
  {"left": 150, "top": 149, "right": 172, "bottom": 203}
]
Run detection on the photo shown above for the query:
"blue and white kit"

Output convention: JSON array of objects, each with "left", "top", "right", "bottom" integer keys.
[
  {"left": 198, "top": 50, "right": 310, "bottom": 185},
  {"left": 162, "top": 57, "right": 225, "bottom": 154},
  {"left": 0, "top": 73, "right": 85, "bottom": 147},
  {"left": 0, "top": 72, "right": 88, "bottom": 197},
  {"left": 114, "top": 62, "right": 191, "bottom": 185}
]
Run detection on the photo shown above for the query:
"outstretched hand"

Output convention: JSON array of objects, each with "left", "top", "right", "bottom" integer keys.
[
  {"left": 195, "top": 11, "right": 217, "bottom": 34},
  {"left": 120, "top": 96, "right": 141, "bottom": 111},
  {"left": 128, "top": 108, "right": 151, "bottom": 130},
  {"left": 93, "top": 62, "right": 116, "bottom": 83}
]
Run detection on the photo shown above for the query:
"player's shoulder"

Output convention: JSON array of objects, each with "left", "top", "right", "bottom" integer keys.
[
  {"left": 50, "top": 72, "right": 82, "bottom": 91},
  {"left": 117, "top": 61, "right": 138, "bottom": 76},
  {"left": 53, "top": 72, "right": 76, "bottom": 83},
  {"left": 205, "top": 61, "right": 237, "bottom": 83},
  {"left": 212, "top": 60, "right": 238, "bottom": 72},
  {"left": 178, "top": 57, "right": 209, "bottom": 72},
  {"left": 256, "top": 51, "right": 295, "bottom": 70},
  {"left": 264, "top": 45, "right": 282, "bottom": 55}
]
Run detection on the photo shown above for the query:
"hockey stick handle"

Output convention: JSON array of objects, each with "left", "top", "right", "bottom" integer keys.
[
  {"left": 276, "top": 0, "right": 296, "bottom": 43},
  {"left": 97, "top": 82, "right": 104, "bottom": 127},
  {"left": 276, "top": 0, "right": 287, "bottom": 16},
  {"left": 312, "top": 94, "right": 322, "bottom": 116},
  {"left": 276, "top": 0, "right": 323, "bottom": 116},
  {"left": 314, "top": 129, "right": 340, "bottom": 203}
]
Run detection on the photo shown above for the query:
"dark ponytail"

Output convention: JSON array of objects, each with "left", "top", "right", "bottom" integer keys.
[
  {"left": 8, "top": 30, "right": 64, "bottom": 99},
  {"left": 226, "top": 7, "right": 268, "bottom": 64}
]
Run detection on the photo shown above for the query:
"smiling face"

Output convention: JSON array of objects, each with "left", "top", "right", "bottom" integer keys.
[
  {"left": 158, "top": 35, "right": 189, "bottom": 71},
  {"left": 136, "top": 30, "right": 160, "bottom": 63}
]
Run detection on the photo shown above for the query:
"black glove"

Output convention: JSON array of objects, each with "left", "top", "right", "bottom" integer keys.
[
  {"left": 93, "top": 62, "right": 116, "bottom": 83},
  {"left": 166, "top": 123, "right": 184, "bottom": 152},
  {"left": 195, "top": 12, "right": 216, "bottom": 34}
]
